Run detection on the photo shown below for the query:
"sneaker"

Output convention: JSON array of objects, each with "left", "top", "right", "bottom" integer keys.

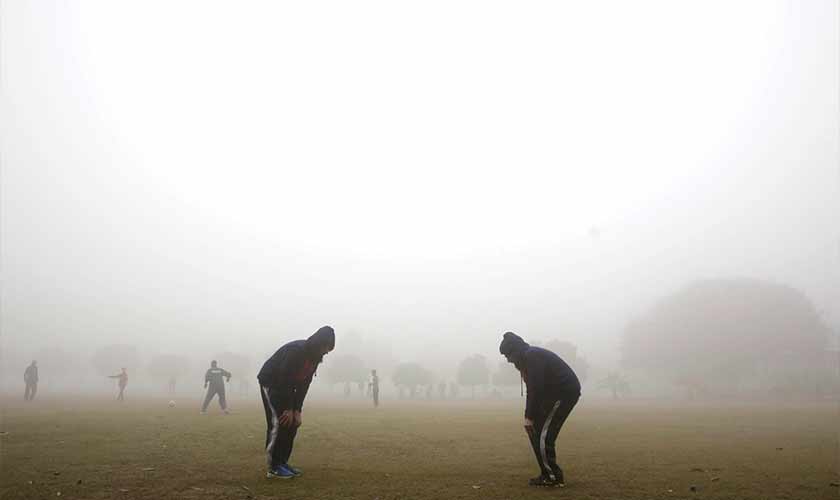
[
  {"left": 284, "top": 464, "right": 302, "bottom": 476},
  {"left": 200, "top": 411, "right": 207, "bottom": 415},
  {"left": 266, "top": 465, "right": 295, "bottom": 479},
  {"left": 223, "top": 409, "right": 231, "bottom": 415},
  {"left": 528, "top": 475, "right": 560, "bottom": 487}
]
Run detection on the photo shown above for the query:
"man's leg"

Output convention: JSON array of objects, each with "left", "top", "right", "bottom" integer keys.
[
  {"left": 261, "top": 386, "right": 283, "bottom": 470},
  {"left": 373, "top": 389, "right": 379, "bottom": 407},
  {"left": 31, "top": 383, "right": 37, "bottom": 401},
  {"left": 540, "top": 396, "right": 579, "bottom": 484},
  {"left": 274, "top": 424, "right": 298, "bottom": 466},
  {"left": 118, "top": 386, "right": 125, "bottom": 401},
  {"left": 201, "top": 387, "right": 216, "bottom": 412},
  {"left": 527, "top": 413, "right": 552, "bottom": 478},
  {"left": 218, "top": 386, "right": 227, "bottom": 411},
  {"left": 24, "top": 384, "right": 31, "bottom": 401}
]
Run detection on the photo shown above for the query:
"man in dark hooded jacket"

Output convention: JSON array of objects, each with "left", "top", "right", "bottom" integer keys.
[
  {"left": 257, "top": 326, "right": 335, "bottom": 479},
  {"left": 499, "top": 331, "right": 581, "bottom": 487}
]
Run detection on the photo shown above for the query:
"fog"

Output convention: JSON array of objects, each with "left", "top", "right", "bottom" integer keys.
[{"left": 1, "top": 1, "right": 838, "bottom": 398}]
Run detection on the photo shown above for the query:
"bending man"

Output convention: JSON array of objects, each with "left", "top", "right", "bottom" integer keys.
[
  {"left": 499, "top": 332, "right": 581, "bottom": 487},
  {"left": 257, "top": 326, "right": 335, "bottom": 479}
]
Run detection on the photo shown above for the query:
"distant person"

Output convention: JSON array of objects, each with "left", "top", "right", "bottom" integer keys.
[
  {"left": 201, "top": 360, "right": 232, "bottom": 414},
  {"left": 368, "top": 369, "right": 380, "bottom": 407},
  {"left": 168, "top": 376, "right": 177, "bottom": 395},
  {"left": 499, "top": 332, "right": 581, "bottom": 488},
  {"left": 24, "top": 360, "right": 38, "bottom": 401},
  {"left": 437, "top": 381, "right": 446, "bottom": 400},
  {"left": 258, "top": 326, "right": 335, "bottom": 479},
  {"left": 425, "top": 384, "right": 433, "bottom": 399},
  {"left": 108, "top": 368, "right": 129, "bottom": 401},
  {"left": 343, "top": 381, "right": 351, "bottom": 398}
]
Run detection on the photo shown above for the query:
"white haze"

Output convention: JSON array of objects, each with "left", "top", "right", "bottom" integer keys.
[{"left": 1, "top": 1, "right": 838, "bottom": 387}]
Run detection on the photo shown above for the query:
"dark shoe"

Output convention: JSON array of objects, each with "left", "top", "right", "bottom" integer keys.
[
  {"left": 266, "top": 465, "right": 295, "bottom": 479},
  {"left": 528, "top": 475, "right": 557, "bottom": 487},
  {"left": 284, "top": 464, "right": 302, "bottom": 476},
  {"left": 550, "top": 469, "right": 565, "bottom": 487}
]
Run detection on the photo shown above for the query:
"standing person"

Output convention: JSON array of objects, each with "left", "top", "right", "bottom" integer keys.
[
  {"left": 437, "top": 381, "right": 446, "bottom": 400},
  {"left": 24, "top": 361, "right": 38, "bottom": 401},
  {"left": 499, "top": 332, "right": 581, "bottom": 488},
  {"left": 368, "top": 369, "right": 380, "bottom": 407},
  {"left": 258, "top": 326, "right": 335, "bottom": 479},
  {"left": 108, "top": 368, "right": 129, "bottom": 401},
  {"left": 201, "top": 360, "right": 232, "bottom": 414}
]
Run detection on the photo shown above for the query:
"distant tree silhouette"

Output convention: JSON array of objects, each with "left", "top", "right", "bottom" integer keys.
[
  {"left": 622, "top": 279, "right": 830, "bottom": 398},
  {"left": 457, "top": 354, "right": 489, "bottom": 398},
  {"left": 325, "top": 355, "right": 367, "bottom": 396},
  {"left": 392, "top": 362, "right": 433, "bottom": 398},
  {"left": 492, "top": 360, "right": 521, "bottom": 392},
  {"left": 598, "top": 372, "right": 631, "bottom": 400}
]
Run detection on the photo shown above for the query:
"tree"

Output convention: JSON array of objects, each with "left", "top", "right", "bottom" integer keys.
[
  {"left": 457, "top": 354, "right": 489, "bottom": 398},
  {"left": 325, "top": 355, "right": 367, "bottom": 397},
  {"left": 598, "top": 372, "right": 631, "bottom": 400},
  {"left": 492, "top": 360, "right": 521, "bottom": 391},
  {"left": 621, "top": 279, "right": 830, "bottom": 398},
  {"left": 392, "top": 362, "right": 433, "bottom": 398},
  {"left": 147, "top": 354, "right": 190, "bottom": 393}
]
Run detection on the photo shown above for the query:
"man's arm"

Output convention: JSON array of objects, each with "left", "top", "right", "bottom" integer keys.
[
  {"left": 293, "top": 375, "right": 314, "bottom": 412},
  {"left": 274, "top": 348, "right": 306, "bottom": 411},
  {"left": 223, "top": 369, "right": 232, "bottom": 381},
  {"left": 524, "top": 351, "right": 546, "bottom": 421}
]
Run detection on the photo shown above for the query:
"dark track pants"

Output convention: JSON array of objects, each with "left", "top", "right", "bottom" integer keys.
[
  {"left": 527, "top": 394, "right": 579, "bottom": 481},
  {"left": 372, "top": 388, "right": 379, "bottom": 407},
  {"left": 202, "top": 384, "right": 227, "bottom": 411},
  {"left": 24, "top": 383, "right": 37, "bottom": 401},
  {"left": 260, "top": 385, "right": 298, "bottom": 469}
]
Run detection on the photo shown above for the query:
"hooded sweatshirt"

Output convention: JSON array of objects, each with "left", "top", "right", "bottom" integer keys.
[
  {"left": 499, "top": 332, "right": 581, "bottom": 420},
  {"left": 258, "top": 326, "right": 335, "bottom": 411}
]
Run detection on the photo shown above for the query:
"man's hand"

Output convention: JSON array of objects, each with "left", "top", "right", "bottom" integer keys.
[
  {"left": 278, "top": 410, "right": 295, "bottom": 427},
  {"left": 293, "top": 411, "right": 302, "bottom": 427},
  {"left": 524, "top": 418, "right": 534, "bottom": 432}
]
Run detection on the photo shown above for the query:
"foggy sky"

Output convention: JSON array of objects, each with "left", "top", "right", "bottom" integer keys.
[{"left": 1, "top": 1, "right": 838, "bottom": 375}]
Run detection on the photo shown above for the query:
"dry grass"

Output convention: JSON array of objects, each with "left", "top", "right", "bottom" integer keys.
[{"left": 0, "top": 395, "right": 836, "bottom": 499}]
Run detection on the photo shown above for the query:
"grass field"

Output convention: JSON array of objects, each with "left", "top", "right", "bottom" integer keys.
[{"left": 0, "top": 395, "right": 836, "bottom": 500}]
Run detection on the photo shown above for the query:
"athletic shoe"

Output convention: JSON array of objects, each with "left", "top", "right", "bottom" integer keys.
[
  {"left": 528, "top": 475, "right": 561, "bottom": 487},
  {"left": 266, "top": 465, "right": 295, "bottom": 479},
  {"left": 199, "top": 411, "right": 207, "bottom": 415},
  {"left": 284, "top": 464, "right": 302, "bottom": 476},
  {"left": 223, "top": 409, "right": 230, "bottom": 415}
]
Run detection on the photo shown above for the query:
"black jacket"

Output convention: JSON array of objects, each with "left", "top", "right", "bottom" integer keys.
[
  {"left": 205, "top": 367, "right": 231, "bottom": 386},
  {"left": 257, "top": 326, "right": 335, "bottom": 411},
  {"left": 500, "top": 332, "right": 581, "bottom": 420}
]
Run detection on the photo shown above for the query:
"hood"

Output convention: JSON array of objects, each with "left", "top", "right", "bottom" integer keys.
[
  {"left": 305, "top": 325, "right": 335, "bottom": 362},
  {"left": 499, "top": 331, "right": 529, "bottom": 360}
]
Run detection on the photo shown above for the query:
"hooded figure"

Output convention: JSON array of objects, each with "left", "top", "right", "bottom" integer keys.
[
  {"left": 257, "top": 326, "right": 335, "bottom": 479},
  {"left": 499, "top": 331, "right": 581, "bottom": 488}
]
